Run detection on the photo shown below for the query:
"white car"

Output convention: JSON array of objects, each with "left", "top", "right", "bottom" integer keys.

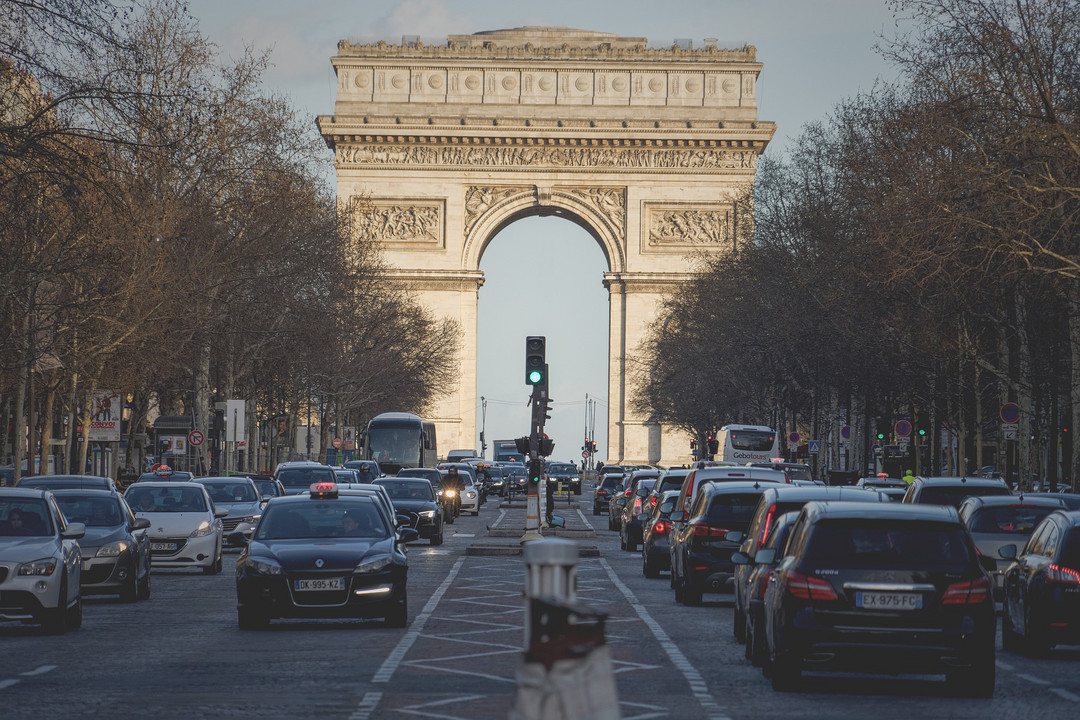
[
  {"left": 0, "top": 488, "right": 85, "bottom": 634},
  {"left": 124, "top": 482, "right": 226, "bottom": 574},
  {"left": 459, "top": 475, "right": 480, "bottom": 515}
]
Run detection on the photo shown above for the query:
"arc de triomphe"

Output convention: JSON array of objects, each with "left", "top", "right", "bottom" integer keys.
[{"left": 317, "top": 27, "right": 774, "bottom": 466}]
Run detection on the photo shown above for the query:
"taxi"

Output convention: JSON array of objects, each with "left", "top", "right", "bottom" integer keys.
[{"left": 233, "top": 483, "right": 418, "bottom": 629}]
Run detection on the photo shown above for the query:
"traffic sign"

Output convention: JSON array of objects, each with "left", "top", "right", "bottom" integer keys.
[
  {"left": 840, "top": 425, "right": 851, "bottom": 440},
  {"left": 895, "top": 419, "right": 912, "bottom": 437},
  {"left": 808, "top": 440, "right": 820, "bottom": 454},
  {"left": 332, "top": 437, "right": 342, "bottom": 449},
  {"left": 187, "top": 430, "right": 204, "bottom": 447},
  {"left": 1003, "top": 428, "right": 1018, "bottom": 440},
  {"left": 788, "top": 432, "right": 800, "bottom": 444},
  {"left": 581, "top": 450, "right": 589, "bottom": 459},
  {"left": 1001, "top": 402, "right": 1020, "bottom": 423}
]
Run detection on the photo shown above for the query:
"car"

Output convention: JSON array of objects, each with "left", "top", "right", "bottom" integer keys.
[
  {"left": 957, "top": 494, "right": 1069, "bottom": 599},
  {"left": 502, "top": 464, "right": 527, "bottom": 498},
  {"left": 672, "top": 465, "right": 787, "bottom": 517},
  {"left": 51, "top": 489, "right": 152, "bottom": 602},
  {"left": 445, "top": 449, "right": 478, "bottom": 463},
  {"left": 597, "top": 465, "right": 626, "bottom": 480},
  {"left": 17, "top": 474, "right": 119, "bottom": 492},
  {"left": 763, "top": 502, "right": 997, "bottom": 696},
  {"left": 124, "top": 481, "right": 226, "bottom": 574},
  {"left": 333, "top": 483, "right": 406, "bottom": 529},
  {"left": 483, "top": 464, "right": 506, "bottom": 496},
  {"left": 736, "top": 510, "right": 800, "bottom": 667},
  {"left": 375, "top": 477, "right": 444, "bottom": 545},
  {"left": 747, "top": 462, "right": 816, "bottom": 484},
  {"left": 0, "top": 488, "right": 85, "bottom": 633},
  {"left": 901, "top": 475, "right": 1012, "bottom": 507},
  {"left": 617, "top": 472, "right": 659, "bottom": 552},
  {"left": 135, "top": 469, "right": 195, "bottom": 483},
  {"left": 1000, "top": 509, "right": 1080, "bottom": 655},
  {"left": 856, "top": 474, "right": 908, "bottom": 492},
  {"left": 334, "top": 468, "right": 361, "bottom": 484},
  {"left": 731, "top": 485, "right": 890, "bottom": 644},
  {"left": 641, "top": 490, "right": 680, "bottom": 578},
  {"left": 593, "top": 473, "right": 624, "bottom": 516},
  {"left": 669, "top": 481, "right": 770, "bottom": 605},
  {"left": 193, "top": 477, "right": 266, "bottom": 544},
  {"left": 547, "top": 462, "right": 582, "bottom": 495},
  {"left": 233, "top": 482, "right": 418, "bottom": 628},
  {"left": 643, "top": 468, "right": 690, "bottom": 514},
  {"left": 274, "top": 461, "right": 337, "bottom": 495},
  {"left": 248, "top": 474, "right": 287, "bottom": 501},
  {"left": 343, "top": 459, "right": 382, "bottom": 483},
  {"left": 607, "top": 476, "right": 630, "bottom": 530}
]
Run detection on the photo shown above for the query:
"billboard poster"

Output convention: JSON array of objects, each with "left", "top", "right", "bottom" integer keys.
[
  {"left": 343, "top": 427, "right": 357, "bottom": 451},
  {"left": 88, "top": 389, "right": 122, "bottom": 442},
  {"left": 160, "top": 435, "right": 187, "bottom": 455}
]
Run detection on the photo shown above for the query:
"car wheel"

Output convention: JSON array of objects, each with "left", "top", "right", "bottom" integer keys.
[
  {"left": 1023, "top": 608, "right": 1050, "bottom": 657},
  {"left": 771, "top": 651, "right": 802, "bottom": 691},
  {"left": 386, "top": 589, "right": 408, "bottom": 628},
  {"left": 734, "top": 605, "right": 746, "bottom": 643},
  {"left": 683, "top": 581, "right": 703, "bottom": 606},
  {"left": 67, "top": 594, "right": 82, "bottom": 630},
  {"left": 744, "top": 619, "right": 755, "bottom": 662},
  {"left": 749, "top": 611, "right": 768, "bottom": 667},
  {"left": 42, "top": 578, "right": 69, "bottom": 635},
  {"left": 947, "top": 645, "right": 995, "bottom": 698},
  {"left": 627, "top": 536, "right": 638, "bottom": 552},
  {"left": 138, "top": 568, "right": 151, "bottom": 601},
  {"left": 643, "top": 556, "right": 660, "bottom": 579},
  {"left": 593, "top": 505, "right": 600, "bottom": 516},
  {"left": 619, "top": 531, "right": 628, "bottom": 551},
  {"left": 673, "top": 574, "right": 685, "bottom": 603},
  {"left": 203, "top": 555, "right": 222, "bottom": 575},
  {"left": 120, "top": 572, "right": 139, "bottom": 603},
  {"left": 1001, "top": 604, "right": 1019, "bottom": 652},
  {"left": 237, "top": 607, "right": 269, "bottom": 630},
  {"left": 431, "top": 529, "right": 443, "bottom": 546}
]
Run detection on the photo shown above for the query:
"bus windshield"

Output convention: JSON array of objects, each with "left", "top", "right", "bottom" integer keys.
[{"left": 367, "top": 423, "right": 421, "bottom": 470}]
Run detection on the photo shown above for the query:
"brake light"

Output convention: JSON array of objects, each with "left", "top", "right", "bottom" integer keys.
[
  {"left": 691, "top": 522, "right": 730, "bottom": 539},
  {"left": 650, "top": 495, "right": 658, "bottom": 507},
  {"left": 942, "top": 577, "right": 991, "bottom": 605},
  {"left": 633, "top": 497, "right": 642, "bottom": 513},
  {"left": 785, "top": 571, "right": 838, "bottom": 600},
  {"left": 653, "top": 520, "right": 670, "bottom": 534},
  {"left": 596, "top": 489, "right": 607, "bottom": 496},
  {"left": 1047, "top": 564, "right": 1080, "bottom": 585},
  {"left": 759, "top": 503, "right": 777, "bottom": 545},
  {"left": 623, "top": 488, "right": 633, "bottom": 498}
]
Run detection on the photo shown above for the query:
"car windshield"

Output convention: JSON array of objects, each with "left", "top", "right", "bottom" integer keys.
[
  {"left": 203, "top": 482, "right": 259, "bottom": 503},
  {"left": 256, "top": 500, "right": 388, "bottom": 540},
  {"left": 969, "top": 505, "right": 1057, "bottom": 534},
  {"left": 550, "top": 464, "right": 576, "bottom": 474},
  {"left": 376, "top": 480, "right": 434, "bottom": 502},
  {"left": 278, "top": 466, "right": 336, "bottom": 489},
  {"left": 125, "top": 487, "right": 208, "bottom": 513},
  {"left": 0, "top": 499, "right": 53, "bottom": 536},
  {"left": 805, "top": 520, "right": 972, "bottom": 569},
  {"left": 253, "top": 479, "right": 280, "bottom": 497},
  {"left": 784, "top": 466, "right": 813, "bottom": 482},
  {"left": 54, "top": 496, "right": 124, "bottom": 527},
  {"left": 919, "top": 484, "right": 1011, "bottom": 507}
]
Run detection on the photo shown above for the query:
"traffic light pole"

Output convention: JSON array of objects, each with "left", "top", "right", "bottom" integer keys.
[{"left": 522, "top": 337, "right": 552, "bottom": 544}]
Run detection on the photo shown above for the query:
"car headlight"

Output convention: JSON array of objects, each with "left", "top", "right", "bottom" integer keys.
[
  {"left": 18, "top": 557, "right": 58, "bottom": 576},
  {"left": 465, "top": 491, "right": 476, "bottom": 498},
  {"left": 250, "top": 558, "right": 284, "bottom": 576},
  {"left": 419, "top": 510, "right": 436, "bottom": 518},
  {"left": 356, "top": 556, "right": 392, "bottom": 574},
  {"left": 190, "top": 520, "right": 215, "bottom": 538},
  {"left": 96, "top": 541, "right": 130, "bottom": 557}
]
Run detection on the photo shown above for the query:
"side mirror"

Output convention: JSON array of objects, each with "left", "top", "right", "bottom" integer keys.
[
  {"left": 725, "top": 530, "right": 744, "bottom": 544},
  {"left": 979, "top": 554, "right": 998, "bottom": 573},
  {"left": 636, "top": 487, "right": 650, "bottom": 497},
  {"left": 131, "top": 518, "right": 151, "bottom": 531},
  {"left": 670, "top": 510, "right": 685, "bottom": 523},
  {"left": 62, "top": 522, "right": 86, "bottom": 540},
  {"left": 615, "top": 497, "right": 628, "bottom": 507},
  {"left": 754, "top": 548, "right": 777, "bottom": 565},
  {"left": 998, "top": 544, "right": 1018, "bottom": 560},
  {"left": 659, "top": 502, "right": 675, "bottom": 513},
  {"left": 549, "top": 514, "right": 566, "bottom": 528},
  {"left": 228, "top": 531, "right": 249, "bottom": 547},
  {"left": 398, "top": 527, "right": 420, "bottom": 543},
  {"left": 214, "top": 508, "right": 229, "bottom": 519},
  {"left": 396, "top": 514, "right": 412, "bottom": 527},
  {"left": 731, "top": 551, "right": 751, "bottom": 566}
]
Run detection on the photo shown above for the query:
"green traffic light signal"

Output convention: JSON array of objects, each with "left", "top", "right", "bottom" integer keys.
[
  {"left": 528, "top": 369, "right": 543, "bottom": 384},
  {"left": 918, "top": 428, "right": 926, "bottom": 436},
  {"left": 876, "top": 432, "right": 885, "bottom": 440}
]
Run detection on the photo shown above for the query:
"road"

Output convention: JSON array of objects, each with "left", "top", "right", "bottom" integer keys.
[{"left": 2, "top": 482, "right": 1079, "bottom": 719}]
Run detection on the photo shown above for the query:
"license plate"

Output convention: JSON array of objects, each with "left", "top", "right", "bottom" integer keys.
[
  {"left": 151, "top": 542, "right": 178, "bottom": 551},
  {"left": 294, "top": 577, "right": 345, "bottom": 592},
  {"left": 856, "top": 592, "right": 922, "bottom": 610}
]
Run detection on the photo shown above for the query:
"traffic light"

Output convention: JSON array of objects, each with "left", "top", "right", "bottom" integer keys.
[
  {"left": 917, "top": 428, "right": 926, "bottom": 437},
  {"left": 525, "top": 336, "right": 546, "bottom": 386},
  {"left": 529, "top": 458, "right": 543, "bottom": 484},
  {"left": 707, "top": 435, "right": 719, "bottom": 454},
  {"left": 876, "top": 431, "right": 886, "bottom": 440},
  {"left": 690, "top": 438, "right": 697, "bottom": 450},
  {"left": 590, "top": 440, "right": 597, "bottom": 453},
  {"left": 539, "top": 436, "right": 554, "bottom": 456}
]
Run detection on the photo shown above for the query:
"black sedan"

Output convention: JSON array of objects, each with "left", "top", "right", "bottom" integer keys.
[
  {"left": 1001, "top": 509, "right": 1080, "bottom": 655},
  {"left": 233, "top": 483, "right": 418, "bottom": 629},
  {"left": 52, "top": 489, "right": 152, "bottom": 602},
  {"left": 763, "top": 502, "right": 997, "bottom": 696},
  {"left": 375, "top": 477, "right": 444, "bottom": 545}
]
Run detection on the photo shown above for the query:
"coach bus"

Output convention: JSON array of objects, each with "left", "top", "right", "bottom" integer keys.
[
  {"left": 363, "top": 412, "right": 438, "bottom": 475},
  {"left": 717, "top": 424, "right": 780, "bottom": 464}
]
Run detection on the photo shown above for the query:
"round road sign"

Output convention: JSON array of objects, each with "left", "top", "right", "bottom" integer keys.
[
  {"left": 1001, "top": 402, "right": 1020, "bottom": 423},
  {"left": 840, "top": 425, "right": 851, "bottom": 440},
  {"left": 895, "top": 419, "right": 912, "bottom": 437},
  {"left": 581, "top": 450, "right": 589, "bottom": 459},
  {"left": 788, "top": 432, "right": 800, "bottom": 444},
  {"left": 187, "top": 430, "right": 204, "bottom": 447},
  {"left": 332, "top": 437, "right": 342, "bottom": 449}
]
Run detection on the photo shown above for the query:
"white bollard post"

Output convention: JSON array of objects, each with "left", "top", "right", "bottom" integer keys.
[{"left": 523, "top": 538, "right": 578, "bottom": 647}]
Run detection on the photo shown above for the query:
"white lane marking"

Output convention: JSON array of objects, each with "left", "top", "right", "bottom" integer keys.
[
  {"left": 995, "top": 660, "right": 1014, "bottom": 671},
  {"left": 20, "top": 665, "right": 56, "bottom": 677},
  {"left": 576, "top": 507, "right": 595, "bottom": 531},
  {"left": 394, "top": 694, "right": 489, "bottom": 720},
  {"left": 453, "top": 533, "right": 475, "bottom": 537},
  {"left": 599, "top": 557, "right": 731, "bottom": 720},
  {"left": 372, "top": 556, "right": 466, "bottom": 684},
  {"left": 0, "top": 679, "right": 20, "bottom": 690},
  {"left": 489, "top": 509, "right": 507, "bottom": 528},
  {"left": 1016, "top": 672, "right": 1052, "bottom": 686},
  {"left": 1050, "top": 687, "right": 1080, "bottom": 702},
  {"left": 348, "top": 691, "right": 382, "bottom": 720}
]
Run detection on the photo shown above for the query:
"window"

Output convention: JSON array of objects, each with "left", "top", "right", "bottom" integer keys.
[{"left": 805, "top": 520, "right": 972, "bottom": 569}]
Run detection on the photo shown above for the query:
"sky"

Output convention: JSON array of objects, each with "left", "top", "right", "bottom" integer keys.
[{"left": 185, "top": 0, "right": 907, "bottom": 463}]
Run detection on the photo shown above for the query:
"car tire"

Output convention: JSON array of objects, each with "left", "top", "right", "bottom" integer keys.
[
  {"left": 593, "top": 505, "right": 600, "bottom": 516},
  {"left": 744, "top": 620, "right": 755, "bottom": 662},
  {"left": 947, "top": 645, "right": 995, "bottom": 698},
  {"left": 120, "top": 572, "right": 139, "bottom": 603},
  {"left": 237, "top": 607, "right": 269, "bottom": 630},
  {"left": 749, "top": 611, "right": 767, "bottom": 667},
  {"left": 627, "top": 537, "right": 638, "bottom": 553},
  {"left": 138, "top": 568, "right": 151, "bottom": 601},
  {"left": 1023, "top": 608, "right": 1050, "bottom": 657},
  {"left": 42, "top": 578, "right": 69, "bottom": 635},
  {"left": 771, "top": 652, "right": 802, "bottom": 691},
  {"left": 673, "top": 575, "right": 684, "bottom": 603},
  {"left": 734, "top": 605, "right": 746, "bottom": 643},
  {"left": 386, "top": 590, "right": 408, "bottom": 628},
  {"left": 1001, "top": 605, "right": 1019, "bottom": 652},
  {"left": 643, "top": 555, "right": 660, "bottom": 579},
  {"left": 683, "top": 582, "right": 703, "bottom": 606},
  {"left": 431, "top": 529, "right": 443, "bottom": 546},
  {"left": 67, "top": 594, "right": 82, "bottom": 630},
  {"left": 203, "top": 554, "right": 223, "bottom": 575}
]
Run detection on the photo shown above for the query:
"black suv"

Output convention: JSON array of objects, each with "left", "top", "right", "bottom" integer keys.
[
  {"left": 546, "top": 462, "right": 582, "bottom": 495},
  {"left": 763, "top": 502, "right": 997, "bottom": 696},
  {"left": 902, "top": 475, "right": 1012, "bottom": 508},
  {"left": 593, "top": 473, "right": 624, "bottom": 515}
]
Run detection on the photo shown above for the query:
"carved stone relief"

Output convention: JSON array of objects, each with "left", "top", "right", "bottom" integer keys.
[
  {"left": 463, "top": 186, "right": 531, "bottom": 236},
  {"left": 644, "top": 203, "right": 733, "bottom": 250},
  {"left": 352, "top": 199, "right": 444, "bottom": 246},
  {"left": 559, "top": 187, "right": 626, "bottom": 239}
]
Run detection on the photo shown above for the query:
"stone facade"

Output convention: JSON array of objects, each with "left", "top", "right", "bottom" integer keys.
[{"left": 317, "top": 27, "right": 775, "bottom": 466}]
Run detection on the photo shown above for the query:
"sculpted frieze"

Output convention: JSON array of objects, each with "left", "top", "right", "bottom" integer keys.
[
  {"left": 647, "top": 205, "right": 732, "bottom": 248},
  {"left": 336, "top": 143, "right": 757, "bottom": 170},
  {"left": 559, "top": 187, "right": 625, "bottom": 239},
  {"left": 352, "top": 200, "right": 443, "bottom": 245},
  {"left": 463, "top": 186, "right": 531, "bottom": 235}
]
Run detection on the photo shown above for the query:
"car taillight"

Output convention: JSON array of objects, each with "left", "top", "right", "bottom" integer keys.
[
  {"left": 942, "top": 576, "right": 992, "bottom": 605},
  {"left": 756, "top": 567, "right": 774, "bottom": 599},
  {"left": 785, "top": 571, "right": 838, "bottom": 601},
  {"left": 650, "top": 495, "right": 658, "bottom": 507},
  {"left": 633, "top": 497, "right": 642, "bottom": 513},
  {"left": 653, "top": 520, "right": 670, "bottom": 534},
  {"left": 596, "top": 489, "right": 607, "bottom": 496},
  {"left": 1047, "top": 564, "right": 1080, "bottom": 585},
  {"left": 623, "top": 488, "right": 633, "bottom": 498},
  {"left": 759, "top": 503, "right": 776, "bottom": 545},
  {"left": 690, "top": 522, "right": 730, "bottom": 539}
]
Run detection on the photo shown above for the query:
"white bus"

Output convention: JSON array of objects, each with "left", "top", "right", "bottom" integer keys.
[
  {"left": 363, "top": 412, "right": 438, "bottom": 475},
  {"left": 716, "top": 424, "right": 780, "bottom": 464}
]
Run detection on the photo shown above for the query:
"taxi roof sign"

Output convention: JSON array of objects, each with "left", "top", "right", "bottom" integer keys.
[{"left": 310, "top": 482, "right": 339, "bottom": 499}]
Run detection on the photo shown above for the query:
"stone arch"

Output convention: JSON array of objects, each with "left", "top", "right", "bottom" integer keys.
[
  {"left": 318, "top": 27, "right": 774, "bottom": 465},
  {"left": 463, "top": 187, "right": 625, "bottom": 273}
]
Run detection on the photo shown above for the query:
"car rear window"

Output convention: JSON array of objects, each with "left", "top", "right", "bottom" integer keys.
[
  {"left": 805, "top": 520, "right": 972, "bottom": 569},
  {"left": 656, "top": 477, "right": 684, "bottom": 493},
  {"left": 600, "top": 476, "right": 623, "bottom": 490},
  {"left": 968, "top": 505, "right": 1057, "bottom": 534},
  {"left": 278, "top": 467, "right": 336, "bottom": 488},
  {"left": 1058, "top": 531, "right": 1080, "bottom": 570},
  {"left": 918, "top": 484, "right": 1011, "bottom": 507},
  {"left": 705, "top": 493, "right": 762, "bottom": 528}
]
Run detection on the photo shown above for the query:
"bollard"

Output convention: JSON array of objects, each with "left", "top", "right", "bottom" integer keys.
[{"left": 512, "top": 539, "right": 620, "bottom": 720}]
